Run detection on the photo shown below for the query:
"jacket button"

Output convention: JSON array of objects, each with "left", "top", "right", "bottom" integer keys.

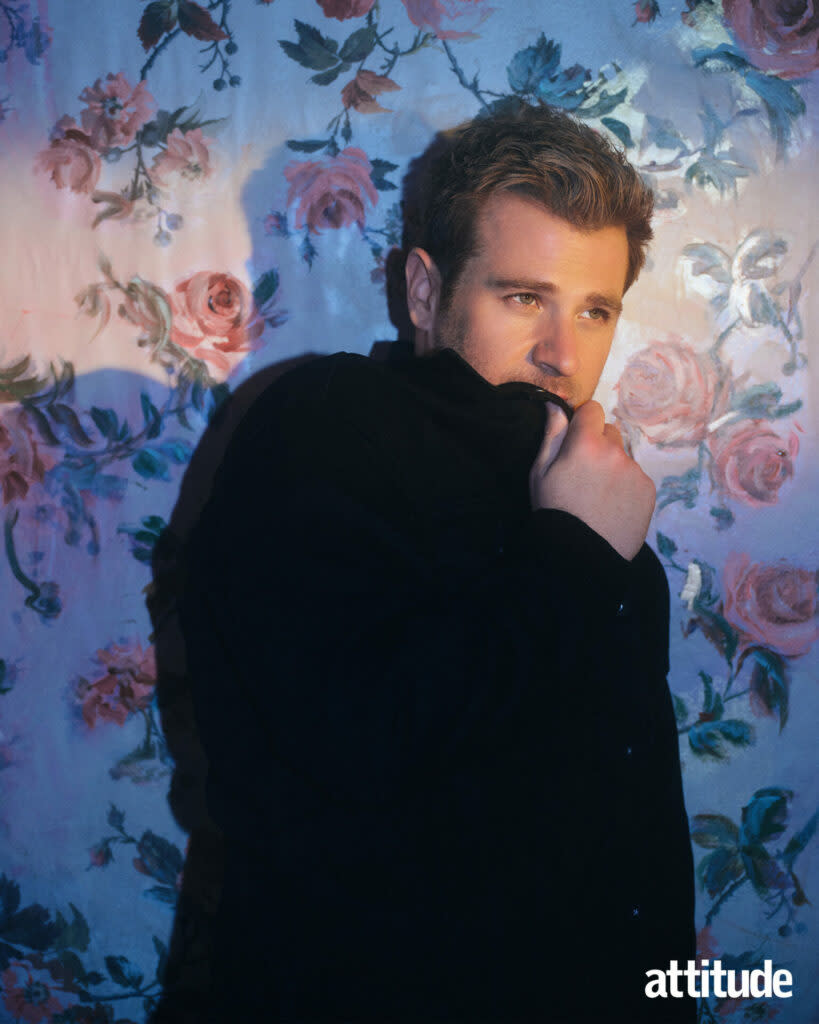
[{"left": 616, "top": 599, "right": 629, "bottom": 617}]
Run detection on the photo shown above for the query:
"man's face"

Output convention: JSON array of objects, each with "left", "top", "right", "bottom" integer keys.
[{"left": 430, "top": 192, "right": 630, "bottom": 408}]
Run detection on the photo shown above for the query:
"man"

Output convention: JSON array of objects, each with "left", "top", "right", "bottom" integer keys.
[{"left": 180, "top": 104, "right": 695, "bottom": 1021}]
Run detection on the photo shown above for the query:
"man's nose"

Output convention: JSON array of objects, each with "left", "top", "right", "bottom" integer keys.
[{"left": 532, "top": 317, "right": 580, "bottom": 377}]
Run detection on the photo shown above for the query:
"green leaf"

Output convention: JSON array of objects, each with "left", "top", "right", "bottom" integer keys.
[
  {"left": 601, "top": 116, "right": 634, "bottom": 148},
  {"left": 54, "top": 903, "right": 90, "bottom": 952},
  {"left": 688, "top": 719, "right": 754, "bottom": 760},
  {"left": 672, "top": 693, "right": 688, "bottom": 726},
  {"left": 746, "top": 647, "right": 789, "bottom": 729},
  {"left": 132, "top": 449, "right": 170, "bottom": 481},
  {"left": 655, "top": 532, "right": 677, "bottom": 558},
  {"left": 158, "top": 440, "right": 193, "bottom": 464},
  {"left": 772, "top": 400, "right": 803, "bottom": 418},
  {"left": 741, "top": 787, "right": 792, "bottom": 845},
  {"left": 578, "top": 87, "right": 627, "bottom": 119},
  {"left": 783, "top": 809, "right": 819, "bottom": 870},
  {"left": 253, "top": 269, "right": 280, "bottom": 309},
  {"left": 685, "top": 155, "right": 749, "bottom": 194},
  {"left": 140, "top": 393, "right": 162, "bottom": 440},
  {"left": 697, "top": 847, "right": 745, "bottom": 897},
  {"left": 681, "top": 242, "right": 732, "bottom": 284},
  {"left": 709, "top": 506, "right": 734, "bottom": 529},
  {"left": 22, "top": 405, "right": 59, "bottom": 447},
  {"left": 144, "top": 885, "right": 179, "bottom": 905},
  {"left": 279, "top": 20, "right": 340, "bottom": 71},
  {"left": 690, "top": 813, "right": 740, "bottom": 850},
  {"left": 644, "top": 114, "right": 687, "bottom": 151},
  {"left": 56, "top": 949, "right": 91, "bottom": 986},
  {"left": 745, "top": 70, "right": 806, "bottom": 156},
  {"left": 339, "top": 26, "right": 376, "bottom": 62},
  {"left": 105, "top": 954, "right": 141, "bottom": 989},
  {"left": 691, "top": 609, "right": 739, "bottom": 663},
  {"left": 285, "top": 138, "right": 331, "bottom": 153},
  {"left": 50, "top": 404, "right": 93, "bottom": 446},
  {"left": 107, "top": 804, "right": 126, "bottom": 831},
  {"left": 0, "top": 355, "right": 32, "bottom": 380},
  {"left": 90, "top": 406, "right": 119, "bottom": 440},
  {"left": 741, "top": 845, "right": 789, "bottom": 895},
  {"left": 0, "top": 875, "right": 22, "bottom": 921},
  {"left": 153, "top": 935, "right": 169, "bottom": 983},
  {"left": 131, "top": 530, "right": 161, "bottom": 546},
  {"left": 700, "top": 670, "right": 716, "bottom": 713},
  {"left": 657, "top": 467, "right": 700, "bottom": 510},
  {"left": 370, "top": 157, "right": 399, "bottom": 191},
  {"left": 311, "top": 64, "right": 347, "bottom": 86},
  {"left": 300, "top": 232, "right": 318, "bottom": 269},
  {"left": 207, "top": 383, "right": 231, "bottom": 422},
  {"left": 0, "top": 884, "right": 56, "bottom": 952},
  {"left": 692, "top": 44, "right": 750, "bottom": 73}
]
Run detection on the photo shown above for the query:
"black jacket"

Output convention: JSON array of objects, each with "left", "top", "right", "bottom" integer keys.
[{"left": 180, "top": 348, "right": 695, "bottom": 1022}]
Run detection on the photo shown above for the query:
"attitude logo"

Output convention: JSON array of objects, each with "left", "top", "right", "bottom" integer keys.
[{"left": 645, "top": 960, "right": 793, "bottom": 1000}]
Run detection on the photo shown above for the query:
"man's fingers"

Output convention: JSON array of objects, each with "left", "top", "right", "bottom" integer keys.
[{"left": 568, "top": 399, "right": 605, "bottom": 435}]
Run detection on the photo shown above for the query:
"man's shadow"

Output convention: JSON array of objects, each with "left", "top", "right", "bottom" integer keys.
[{"left": 146, "top": 124, "right": 459, "bottom": 1020}]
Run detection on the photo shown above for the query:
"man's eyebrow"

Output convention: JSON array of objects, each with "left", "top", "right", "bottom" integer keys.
[
  {"left": 585, "top": 291, "right": 624, "bottom": 315},
  {"left": 487, "top": 277, "right": 623, "bottom": 315}
]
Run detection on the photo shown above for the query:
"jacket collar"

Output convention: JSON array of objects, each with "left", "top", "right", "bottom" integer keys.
[{"left": 376, "top": 342, "right": 574, "bottom": 422}]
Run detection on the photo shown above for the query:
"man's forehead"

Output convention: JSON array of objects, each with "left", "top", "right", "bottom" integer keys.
[{"left": 466, "top": 192, "right": 629, "bottom": 292}]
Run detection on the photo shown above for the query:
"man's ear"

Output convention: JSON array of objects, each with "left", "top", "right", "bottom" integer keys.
[{"left": 405, "top": 247, "right": 442, "bottom": 356}]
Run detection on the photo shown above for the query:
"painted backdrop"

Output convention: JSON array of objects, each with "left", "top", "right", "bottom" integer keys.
[{"left": 1, "top": 0, "right": 818, "bottom": 1021}]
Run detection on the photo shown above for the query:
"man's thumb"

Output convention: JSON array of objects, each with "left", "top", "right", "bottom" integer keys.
[{"left": 530, "top": 402, "right": 570, "bottom": 479}]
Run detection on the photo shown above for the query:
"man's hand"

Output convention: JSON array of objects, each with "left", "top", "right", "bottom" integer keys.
[{"left": 529, "top": 401, "right": 656, "bottom": 561}]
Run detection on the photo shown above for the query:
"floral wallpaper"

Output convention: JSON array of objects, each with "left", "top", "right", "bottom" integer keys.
[{"left": 0, "top": 0, "right": 817, "bottom": 1021}]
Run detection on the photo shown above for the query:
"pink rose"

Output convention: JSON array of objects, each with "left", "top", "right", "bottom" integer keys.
[
  {"left": 1, "top": 960, "right": 74, "bottom": 1023},
  {"left": 316, "top": 0, "right": 375, "bottom": 18},
  {"left": 79, "top": 72, "right": 155, "bottom": 150},
  {"left": 341, "top": 69, "right": 401, "bottom": 112},
  {"left": 89, "top": 841, "right": 114, "bottom": 868},
  {"left": 76, "top": 641, "right": 156, "bottom": 728},
  {"left": 400, "top": 0, "right": 493, "bottom": 39},
  {"left": 709, "top": 420, "right": 798, "bottom": 507},
  {"left": 284, "top": 146, "right": 378, "bottom": 233},
  {"left": 170, "top": 271, "right": 263, "bottom": 376},
  {"left": 724, "top": 0, "right": 819, "bottom": 78},
  {"left": 723, "top": 553, "right": 818, "bottom": 657},
  {"left": 35, "top": 129, "right": 102, "bottom": 193},
  {"left": 150, "top": 127, "right": 214, "bottom": 188},
  {"left": 0, "top": 409, "right": 49, "bottom": 505},
  {"left": 633, "top": 0, "right": 660, "bottom": 23},
  {"left": 615, "top": 340, "right": 724, "bottom": 445}
]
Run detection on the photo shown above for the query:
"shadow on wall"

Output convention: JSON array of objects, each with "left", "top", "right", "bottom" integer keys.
[
  {"left": 146, "top": 352, "right": 318, "bottom": 1023},
  {"left": 147, "top": 122, "right": 460, "bottom": 1019}
]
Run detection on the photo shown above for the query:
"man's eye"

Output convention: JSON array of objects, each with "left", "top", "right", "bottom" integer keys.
[
  {"left": 581, "top": 307, "right": 610, "bottom": 322},
  {"left": 510, "top": 293, "right": 539, "bottom": 307}
]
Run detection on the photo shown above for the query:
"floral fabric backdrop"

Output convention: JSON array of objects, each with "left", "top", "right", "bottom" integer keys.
[{"left": 1, "top": 0, "right": 818, "bottom": 1021}]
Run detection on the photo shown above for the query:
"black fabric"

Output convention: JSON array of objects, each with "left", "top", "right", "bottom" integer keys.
[{"left": 180, "top": 347, "right": 696, "bottom": 1022}]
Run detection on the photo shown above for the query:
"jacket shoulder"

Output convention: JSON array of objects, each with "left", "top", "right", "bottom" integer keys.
[{"left": 239, "top": 352, "right": 398, "bottom": 437}]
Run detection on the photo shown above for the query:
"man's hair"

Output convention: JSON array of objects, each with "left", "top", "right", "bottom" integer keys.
[{"left": 399, "top": 102, "right": 654, "bottom": 316}]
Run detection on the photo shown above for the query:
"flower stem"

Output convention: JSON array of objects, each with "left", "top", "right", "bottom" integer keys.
[
  {"left": 140, "top": 28, "right": 182, "bottom": 81},
  {"left": 441, "top": 40, "right": 490, "bottom": 112},
  {"left": 705, "top": 876, "right": 748, "bottom": 924},
  {"left": 4, "top": 509, "right": 37, "bottom": 599}
]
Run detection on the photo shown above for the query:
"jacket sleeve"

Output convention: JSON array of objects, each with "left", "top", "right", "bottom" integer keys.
[{"left": 180, "top": 365, "right": 653, "bottom": 815}]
